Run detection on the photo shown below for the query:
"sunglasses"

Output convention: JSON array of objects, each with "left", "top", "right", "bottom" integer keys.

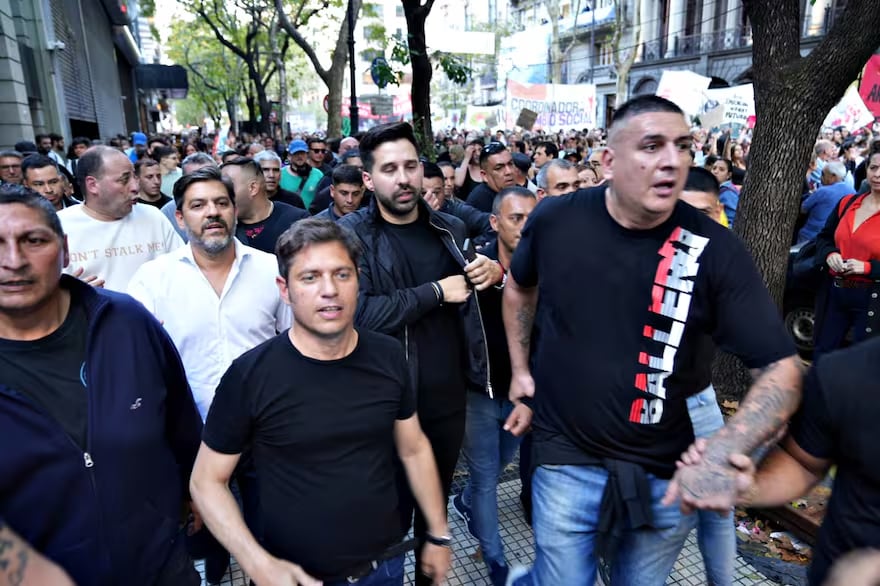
[
  {"left": 482, "top": 142, "right": 506, "bottom": 155},
  {"left": 311, "top": 148, "right": 328, "bottom": 154}
]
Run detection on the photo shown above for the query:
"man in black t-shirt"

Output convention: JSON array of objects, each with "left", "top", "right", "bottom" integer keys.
[
  {"left": 221, "top": 157, "right": 308, "bottom": 254},
  {"left": 339, "top": 122, "right": 502, "bottom": 586},
  {"left": 504, "top": 96, "right": 802, "bottom": 586},
  {"left": 191, "top": 218, "right": 451, "bottom": 585},
  {"left": 465, "top": 142, "right": 518, "bottom": 213}
]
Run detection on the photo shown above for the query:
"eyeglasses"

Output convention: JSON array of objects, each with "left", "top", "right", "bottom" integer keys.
[{"left": 311, "top": 148, "right": 328, "bottom": 154}]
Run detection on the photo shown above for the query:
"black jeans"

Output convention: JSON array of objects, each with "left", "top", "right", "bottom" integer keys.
[{"left": 396, "top": 411, "right": 465, "bottom": 586}]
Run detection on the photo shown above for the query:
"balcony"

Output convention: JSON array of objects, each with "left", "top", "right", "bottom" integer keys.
[{"left": 640, "top": 26, "right": 753, "bottom": 62}]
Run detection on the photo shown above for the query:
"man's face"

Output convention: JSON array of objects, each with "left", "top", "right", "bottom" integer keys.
[
  {"left": 363, "top": 139, "right": 422, "bottom": 219},
  {"left": 0, "top": 203, "right": 68, "bottom": 316},
  {"left": 176, "top": 179, "right": 236, "bottom": 255},
  {"left": 221, "top": 166, "right": 256, "bottom": 218},
  {"left": 148, "top": 141, "right": 165, "bottom": 155},
  {"left": 441, "top": 165, "right": 455, "bottom": 198},
  {"left": 137, "top": 164, "right": 162, "bottom": 197},
  {"left": 308, "top": 142, "right": 327, "bottom": 166},
  {"left": 277, "top": 241, "right": 358, "bottom": 340},
  {"left": 37, "top": 137, "right": 52, "bottom": 155},
  {"left": 481, "top": 151, "right": 516, "bottom": 192},
  {"left": 490, "top": 194, "right": 536, "bottom": 254},
  {"left": 24, "top": 166, "right": 63, "bottom": 208},
  {"left": 291, "top": 151, "right": 309, "bottom": 169},
  {"left": 340, "top": 137, "right": 359, "bottom": 155},
  {"left": 539, "top": 165, "right": 580, "bottom": 199},
  {"left": 53, "top": 138, "right": 65, "bottom": 151},
  {"left": 604, "top": 111, "right": 691, "bottom": 219},
  {"left": 73, "top": 143, "right": 89, "bottom": 158},
  {"left": 588, "top": 151, "right": 605, "bottom": 180},
  {"left": 160, "top": 153, "right": 180, "bottom": 172},
  {"left": 421, "top": 176, "right": 445, "bottom": 209},
  {"left": 330, "top": 182, "right": 365, "bottom": 216},
  {"left": 260, "top": 159, "right": 281, "bottom": 193},
  {"left": 711, "top": 160, "right": 731, "bottom": 184},
  {"left": 533, "top": 147, "right": 550, "bottom": 168},
  {"left": 87, "top": 151, "right": 139, "bottom": 220},
  {"left": 0, "top": 157, "right": 22, "bottom": 184},
  {"left": 680, "top": 190, "right": 722, "bottom": 223},
  {"left": 263, "top": 136, "right": 275, "bottom": 149}
]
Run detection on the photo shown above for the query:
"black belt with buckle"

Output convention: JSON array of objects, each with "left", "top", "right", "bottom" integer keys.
[
  {"left": 833, "top": 278, "right": 876, "bottom": 289},
  {"left": 326, "top": 538, "right": 416, "bottom": 584}
]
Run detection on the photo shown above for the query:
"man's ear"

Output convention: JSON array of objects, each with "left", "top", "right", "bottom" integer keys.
[
  {"left": 489, "top": 214, "right": 499, "bottom": 232},
  {"left": 601, "top": 148, "right": 614, "bottom": 181},
  {"left": 362, "top": 171, "right": 374, "bottom": 193}
]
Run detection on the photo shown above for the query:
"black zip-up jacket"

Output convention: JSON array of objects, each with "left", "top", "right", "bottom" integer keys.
[
  {"left": 440, "top": 198, "right": 494, "bottom": 246},
  {"left": 339, "top": 198, "right": 493, "bottom": 398}
]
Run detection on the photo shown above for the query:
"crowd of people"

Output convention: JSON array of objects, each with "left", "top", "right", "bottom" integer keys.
[{"left": 1, "top": 94, "right": 880, "bottom": 586}]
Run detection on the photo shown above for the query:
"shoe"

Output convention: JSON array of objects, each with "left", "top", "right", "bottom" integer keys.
[
  {"left": 451, "top": 492, "right": 478, "bottom": 539},
  {"left": 488, "top": 560, "right": 509, "bottom": 586},
  {"left": 519, "top": 492, "right": 532, "bottom": 527},
  {"left": 505, "top": 564, "right": 530, "bottom": 586},
  {"left": 204, "top": 549, "right": 230, "bottom": 584}
]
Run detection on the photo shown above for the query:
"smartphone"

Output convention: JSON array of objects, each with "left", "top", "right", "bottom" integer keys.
[{"left": 462, "top": 238, "right": 477, "bottom": 263}]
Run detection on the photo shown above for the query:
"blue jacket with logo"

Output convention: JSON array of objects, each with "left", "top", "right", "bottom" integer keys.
[{"left": 0, "top": 276, "right": 202, "bottom": 585}]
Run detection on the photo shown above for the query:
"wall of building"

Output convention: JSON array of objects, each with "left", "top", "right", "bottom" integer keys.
[{"left": 0, "top": 0, "right": 33, "bottom": 148}]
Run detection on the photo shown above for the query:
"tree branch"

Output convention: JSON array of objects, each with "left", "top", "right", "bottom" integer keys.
[{"left": 274, "top": 0, "right": 330, "bottom": 83}]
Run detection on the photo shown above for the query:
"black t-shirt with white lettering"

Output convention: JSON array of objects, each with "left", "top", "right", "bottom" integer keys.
[
  {"left": 510, "top": 185, "right": 795, "bottom": 477},
  {"left": 789, "top": 338, "right": 880, "bottom": 586},
  {"left": 203, "top": 329, "right": 415, "bottom": 580},
  {"left": 0, "top": 289, "right": 89, "bottom": 449},
  {"left": 235, "top": 201, "right": 309, "bottom": 254}
]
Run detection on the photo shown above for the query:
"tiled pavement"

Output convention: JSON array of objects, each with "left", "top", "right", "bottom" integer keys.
[{"left": 196, "top": 475, "right": 778, "bottom": 586}]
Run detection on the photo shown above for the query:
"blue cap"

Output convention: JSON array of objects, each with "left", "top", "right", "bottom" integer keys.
[
  {"left": 132, "top": 132, "right": 148, "bottom": 146},
  {"left": 288, "top": 139, "right": 308, "bottom": 154}
]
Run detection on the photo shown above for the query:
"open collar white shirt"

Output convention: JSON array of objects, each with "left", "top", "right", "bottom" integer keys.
[{"left": 128, "top": 238, "right": 291, "bottom": 419}]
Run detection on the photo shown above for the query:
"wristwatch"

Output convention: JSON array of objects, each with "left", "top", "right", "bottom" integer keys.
[{"left": 424, "top": 533, "right": 453, "bottom": 547}]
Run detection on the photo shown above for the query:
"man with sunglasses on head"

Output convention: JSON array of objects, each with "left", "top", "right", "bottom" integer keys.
[{"left": 465, "top": 142, "right": 518, "bottom": 214}]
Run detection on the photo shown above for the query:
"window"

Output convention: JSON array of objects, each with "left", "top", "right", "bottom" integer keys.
[
  {"left": 594, "top": 41, "right": 612, "bottom": 66},
  {"left": 395, "top": 5, "right": 404, "bottom": 17}
]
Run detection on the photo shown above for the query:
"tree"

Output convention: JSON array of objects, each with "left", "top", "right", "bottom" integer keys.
[
  {"left": 182, "top": 0, "right": 291, "bottom": 134},
  {"left": 712, "top": 0, "right": 880, "bottom": 400},
  {"left": 544, "top": 0, "right": 582, "bottom": 84},
  {"left": 611, "top": 0, "right": 641, "bottom": 105},
  {"left": 400, "top": 0, "right": 436, "bottom": 155},
  {"left": 275, "top": 0, "right": 359, "bottom": 138}
]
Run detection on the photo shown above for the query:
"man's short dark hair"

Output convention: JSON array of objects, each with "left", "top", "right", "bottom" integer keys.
[
  {"left": 331, "top": 164, "right": 364, "bottom": 187},
  {"left": 684, "top": 167, "right": 720, "bottom": 196},
  {"left": 135, "top": 158, "right": 160, "bottom": 176},
  {"left": 0, "top": 183, "right": 63, "bottom": 238},
  {"left": 492, "top": 185, "right": 535, "bottom": 216},
  {"left": 276, "top": 218, "right": 362, "bottom": 280},
  {"left": 75, "top": 145, "right": 118, "bottom": 193},
  {"left": 535, "top": 141, "right": 559, "bottom": 159},
  {"left": 307, "top": 136, "right": 326, "bottom": 148},
  {"left": 172, "top": 166, "right": 235, "bottom": 210},
  {"left": 49, "top": 133, "right": 63, "bottom": 142},
  {"left": 14, "top": 141, "right": 38, "bottom": 155},
  {"left": 148, "top": 136, "right": 167, "bottom": 148},
  {"left": 0, "top": 150, "right": 22, "bottom": 160},
  {"left": 422, "top": 161, "right": 443, "bottom": 180},
  {"left": 436, "top": 161, "right": 454, "bottom": 171},
  {"left": 35, "top": 133, "right": 51, "bottom": 144},
  {"left": 152, "top": 145, "right": 178, "bottom": 163},
  {"left": 220, "top": 151, "right": 240, "bottom": 164},
  {"left": 220, "top": 157, "right": 263, "bottom": 181},
  {"left": 340, "top": 150, "right": 362, "bottom": 165},
  {"left": 511, "top": 152, "right": 531, "bottom": 175},
  {"left": 359, "top": 122, "right": 419, "bottom": 172},
  {"left": 21, "top": 154, "right": 59, "bottom": 179},
  {"left": 70, "top": 137, "right": 92, "bottom": 150},
  {"left": 703, "top": 155, "right": 718, "bottom": 169},
  {"left": 609, "top": 95, "right": 685, "bottom": 139},
  {"left": 479, "top": 142, "right": 508, "bottom": 167}
]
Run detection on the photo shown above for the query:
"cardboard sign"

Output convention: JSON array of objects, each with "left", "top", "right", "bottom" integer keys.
[{"left": 515, "top": 108, "right": 539, "bottom": 130}]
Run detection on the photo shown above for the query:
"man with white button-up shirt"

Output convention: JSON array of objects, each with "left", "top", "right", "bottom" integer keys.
[{"left": 127, "top": 166, "right": 289, "bottom": 584}]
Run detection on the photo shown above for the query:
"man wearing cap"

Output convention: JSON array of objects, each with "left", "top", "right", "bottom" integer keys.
[
  {"left": 128, "top": 132, "right": 148, "bottom": 163},
  {"left": 281, "top": 139, "right": 324, "bottom": 212}
]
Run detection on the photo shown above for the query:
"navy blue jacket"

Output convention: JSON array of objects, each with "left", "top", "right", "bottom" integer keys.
[{"left": 0, "top": 276, "right": 202, "bottom": 586}]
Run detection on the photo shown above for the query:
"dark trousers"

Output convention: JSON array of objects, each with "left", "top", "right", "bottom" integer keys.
[
  {"left": 518, "top": 432, "right": 533, "bottom": 524},
  {"left": 814, "top": 281, "right": 872, "bottom": 357},
  {"left": 396, "top": 411, "right": 465, "bottom": 586}
]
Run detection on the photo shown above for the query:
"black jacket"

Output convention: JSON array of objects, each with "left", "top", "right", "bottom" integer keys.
[
  {"left": 474, "top": 239, "right": 511, "bottom": 397},
  {"left": 440, "top": 198, "right": 494, "bottom": 245},
  {"left": 339, "top": 198, "right": 493, "bottom": 398}
]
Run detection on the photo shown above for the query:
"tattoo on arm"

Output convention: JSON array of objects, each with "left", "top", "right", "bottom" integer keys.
[
  {"left": 0, "top": 523, "right": 30, "bottom": 586},
  {"left": 516, "top": 306, "right": 535, "bottom": 350}
]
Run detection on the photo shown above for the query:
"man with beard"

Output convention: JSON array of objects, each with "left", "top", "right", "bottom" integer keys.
[
  {"left": 22, "top": 155, "right": 78, "bottom": 211},
  {"left": 253, "top": 150, "right": 306, "bottom": 210},
  {"left": 340, "top": 122, "right": 501, "bottom": 586},
  {"left": 135, "top": 159, "right": 171, "bottom": 209},
  {"left": 466, "top": 143, "right": 518, "bottom": 213},
  {"left": 128, "top": 167, "right": 289, "bottom": 583},
  {"left": 280, "top": 140, "right": 324, "bottom": 212},
  {"left": 223, "top": 157, "right": 308, "bottom": 255}
]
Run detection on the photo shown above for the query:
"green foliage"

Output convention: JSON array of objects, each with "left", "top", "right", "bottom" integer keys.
[{"left": 436, "top": 52, "right": 471, "bottom": 86}]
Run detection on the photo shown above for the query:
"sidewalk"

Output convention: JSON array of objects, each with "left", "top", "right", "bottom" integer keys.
[{"left": 197, "top": 474, "right": 776, "bottom": 585}]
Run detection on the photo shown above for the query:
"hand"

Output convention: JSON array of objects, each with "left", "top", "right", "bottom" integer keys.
[
  {"left": 504, "top": 402, "right": 533, "bottom": 437},
  {"left": 252, "top": 557, "right": 322, "bottom": 586},
  {"left": 844, "top": 258, "right": 869, "bottom": 275},
  {"left": 188, "top": 500, "right": 203, "bottom": 534},
  {"left": 420, "top": 543, "right": 452, "bottom": 585},
  {"left": 464, "top": 254, "right": 503, "bottom": 291},
  {"left": 436, "top": 275, "right": 470, "bottom": 304},
  {"left": 824, "top": 549, "right": 880, "bottom": 586},
  {"left": 826, "top": 253, "right": 846, "bottom": 273},
  {"left": 424, "top": 190, "right": 442, "bottom": 211},
  {"left": 663, "top": 440, "right": 755, "bottom": 514},
  {"left": 72, "top": 266, "right": 105, "bottom": 288},
  {"left": 509, "top": 371, "right": 535, "bottom": 402}
]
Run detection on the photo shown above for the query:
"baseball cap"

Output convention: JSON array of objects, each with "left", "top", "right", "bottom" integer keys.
[
  {"left": 132, "top": 132, "right": 148, "bottom": 146},
  {"left": 288, "top": 139, "right": 308, "bottom": 154}
]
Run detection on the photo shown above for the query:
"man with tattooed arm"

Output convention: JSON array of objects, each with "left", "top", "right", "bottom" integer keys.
[{"left": 503, "top": 95, "right": 802, "bottom": 586}]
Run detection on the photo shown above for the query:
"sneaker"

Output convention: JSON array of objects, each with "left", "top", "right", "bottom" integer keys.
[
  {"left": 488, "top": 560, "right": 509, "bottom": 586},
  {"left": 505, "top": 564, "right": 530, "bottom": 586},
  {"left": 450, "top": 492, "right": 478, "bottom": 539}
]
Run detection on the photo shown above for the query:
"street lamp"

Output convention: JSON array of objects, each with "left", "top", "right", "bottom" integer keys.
[{"left": 347, "top": 0, "right": 359, "bottom": 134}]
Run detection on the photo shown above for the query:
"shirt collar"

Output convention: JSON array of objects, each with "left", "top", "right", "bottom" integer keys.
[{"left": 177, "top": 237, "right": 252, "bottom": 268}]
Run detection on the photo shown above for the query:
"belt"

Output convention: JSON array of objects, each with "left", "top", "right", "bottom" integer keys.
[
  {"left": 833, "top": 278, "right": 876, "bottom": 289},
  {"left": 326, "top": 538, "right": 416, "bottom": 583}
]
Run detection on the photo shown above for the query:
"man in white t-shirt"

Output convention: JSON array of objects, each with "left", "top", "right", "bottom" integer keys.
[{"left": 60, "top": 145, "right": 183, "bottom": 291}]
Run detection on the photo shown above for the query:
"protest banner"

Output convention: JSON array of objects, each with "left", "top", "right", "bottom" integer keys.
[
  {"left": 824, "top": 84, "right": 875, "bottom": 130},
  {"left": 505, "top": 80, "right": 596, "bottom": 131},
  {"left": 464, "top": 105, "right": 507, "bottom": 130},
  {"left": 858, "top": 54, "right": 880, "bottom": 118},
  {"left": 655, "top": 70, "right": 712, "bottom": 119}
]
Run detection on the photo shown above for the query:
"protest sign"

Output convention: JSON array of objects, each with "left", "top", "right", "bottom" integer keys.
[
  {"left": 826, "top": 84, "right": 876, "bottom": 130},
  {"left": 655, "top": 70, "right": 712, "bottom": 118},
  {"left": 505, "top": 80, "right": 596, "bottom": 131}
]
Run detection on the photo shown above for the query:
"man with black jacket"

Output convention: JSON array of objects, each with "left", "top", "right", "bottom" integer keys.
[
  {"left": 339, "top": 122, "right": 502, "bottom": 586},
  {"left": 0, "top": 184, "right": 203, "bottom": 585},
  {"left": 422, "top": 161, "right": 493, "bottom": 245},
  {"left": 452, "top": 186, "right": 536, "bottom": 586}
]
